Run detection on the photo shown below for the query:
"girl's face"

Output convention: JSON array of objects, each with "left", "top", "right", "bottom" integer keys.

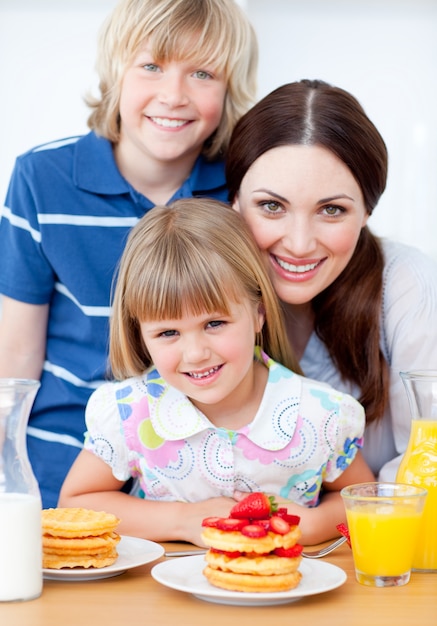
[
  {"left": 116, "top": 41, "right": 227, "bottom": 171},
  {"left": 234, "top": 145, "right": 369, "bottom": 308},
  {"left": 140, "top": 298, "right": 264, "bottom": 422}
]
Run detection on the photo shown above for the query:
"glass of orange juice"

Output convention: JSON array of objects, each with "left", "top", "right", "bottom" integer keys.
[{"left": 341, "top": 482, "right": 427, "bottom": 587}]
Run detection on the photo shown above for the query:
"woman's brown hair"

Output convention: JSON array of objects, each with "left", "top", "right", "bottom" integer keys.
[{"left": 226, "top": 80, "right": 389, "bottom": 423}]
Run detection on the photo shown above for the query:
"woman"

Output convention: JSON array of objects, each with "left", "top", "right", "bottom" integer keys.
[{"left": 226, "top": 79, "right": 437, "bottom": 481}]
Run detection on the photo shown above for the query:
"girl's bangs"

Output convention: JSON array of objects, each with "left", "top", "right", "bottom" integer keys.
[{"left": 130, "top": 258, "right": 241, "bottom": 322}]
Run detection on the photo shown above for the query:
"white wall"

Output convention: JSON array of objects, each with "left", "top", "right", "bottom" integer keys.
[{"left": 1, "top": 0, "right": 436, "bottom": 258}]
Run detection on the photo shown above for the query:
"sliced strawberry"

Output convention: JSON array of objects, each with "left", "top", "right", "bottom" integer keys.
[
  {"left": 230, "top": 492, "right": 278, "bottom": 520},
  {"left": 201, "top": 516, "right": 222, "bottom": 528},
  {"left": 216, "top": 518, "right": 249, "bottom": 532},
  {"left": 269, "top": 515, "right": 291, "bottom": 535},
  {"left": 274, "top": 544, "right": 303, "bottom": 558},
  {"left": 256, "top": 519, "right": 272, "bottom": 530},
  {"left": 275, "top": 507, "right": 301, "bottom": 526},
  {"left": 336, "top": 523, "right": 351, "bottom": 547},
  {"left": 280, "top": 514, "right": 300, "bottom": 526},
  {"left": 241, "top": 524, "right": 268, "bottom": 538}
]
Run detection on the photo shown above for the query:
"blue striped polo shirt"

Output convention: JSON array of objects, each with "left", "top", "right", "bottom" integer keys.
[{"left": 0, "top": 131, "right": 227, "bottom": 507}]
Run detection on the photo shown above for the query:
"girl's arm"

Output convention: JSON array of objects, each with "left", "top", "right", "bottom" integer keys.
[
  {"left": 59, "top": 449, "right": 236, "bottom": 546},
  {"left": 235, "top": 451, "right": 374, "bottom": 546}
]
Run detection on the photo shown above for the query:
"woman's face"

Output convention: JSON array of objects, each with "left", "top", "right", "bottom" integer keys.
[{"left": 233, "top": 144, "right": 369, "bottom": 307}]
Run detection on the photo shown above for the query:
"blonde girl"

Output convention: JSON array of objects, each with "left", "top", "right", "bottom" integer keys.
[{"left": 60, "top": 199, "right": 372, "bottom": 546}]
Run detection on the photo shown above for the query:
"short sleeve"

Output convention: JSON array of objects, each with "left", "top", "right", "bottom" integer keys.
[
  {"left": 320, "top": 388, "right": 365, "bottom": 484},
  {"left": 84, "top": 382, "right": 132, "bottom": 482}
]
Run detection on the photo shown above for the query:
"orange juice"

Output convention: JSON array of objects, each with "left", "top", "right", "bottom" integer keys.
[
  {"left": 396, "top": 419, "right": 437, "bottom": 570},
  {"left": 346, "top": 504, "right": 423, "bottom": 576}
]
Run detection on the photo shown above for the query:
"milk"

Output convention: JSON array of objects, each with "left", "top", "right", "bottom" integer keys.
[{"left": 0, "top": 493, "right": 42, "bottom": 601}]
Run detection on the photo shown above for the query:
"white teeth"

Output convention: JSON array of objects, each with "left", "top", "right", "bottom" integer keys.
[
  {"left": 189, "top": 366, "right": 220, "bottom": 379},
  {"left": 151, "top": 117, "right": 187, "bottom": 128},
  {"left": 275, "top": 257, "right": 319, "bottom": 273}
]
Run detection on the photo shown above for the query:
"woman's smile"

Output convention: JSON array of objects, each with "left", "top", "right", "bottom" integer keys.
[{"left": 234, "top": 144, "right": 369, "bottom": 306}]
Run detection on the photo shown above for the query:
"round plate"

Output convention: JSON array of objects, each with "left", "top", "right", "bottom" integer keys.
[
  {"left": 151, "top": 555, "right": 347, "bottom": 606},
  {"left": 43, "top": 536, "right": 164, "bottom": 581}
]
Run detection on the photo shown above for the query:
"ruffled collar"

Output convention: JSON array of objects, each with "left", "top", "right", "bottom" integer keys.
[{"left": 145, "top": 349, "right": 302, "bottom": 451}]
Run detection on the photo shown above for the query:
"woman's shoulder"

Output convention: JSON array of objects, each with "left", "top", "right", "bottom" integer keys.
[{"left": 382, "top": 238, "right": 437, "bottom": 278}]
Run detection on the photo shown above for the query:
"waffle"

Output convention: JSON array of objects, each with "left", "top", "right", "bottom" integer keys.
[
  {"left": 201, "top": 525, "right": 301, "bottom": 554},
  {"left": 200, "top": 494, "right": 303, "bottom": 593},
  {"left": 203, "top": 566, "right": 302, "bottom": 593},
  {"left": 42, "top": 507, "right": 120, "bottom": 538},
  {"left": 42, "top": 507, "right": 121, "bottom": 569}
]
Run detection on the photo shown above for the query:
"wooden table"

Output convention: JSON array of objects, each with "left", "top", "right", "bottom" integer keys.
[{"left": 1, "top": 541, "right": 436, "bottom": 626}]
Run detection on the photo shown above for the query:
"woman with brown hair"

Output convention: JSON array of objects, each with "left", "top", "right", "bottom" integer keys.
[{"left": 227, "top": 79, "right": 437, "bottom": 481}]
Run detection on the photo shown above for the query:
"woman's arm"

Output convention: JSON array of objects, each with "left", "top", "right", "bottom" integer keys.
[
  {"left": 59, "top": 449, "right": 237, "bottom": 546},
  {"left": 0, "top": 296, "right": 48, "bottom": 378}
]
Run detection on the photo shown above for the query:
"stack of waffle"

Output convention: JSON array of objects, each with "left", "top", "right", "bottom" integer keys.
[{"left": 42, "top": 507, "right": 121, "bottom": 569}]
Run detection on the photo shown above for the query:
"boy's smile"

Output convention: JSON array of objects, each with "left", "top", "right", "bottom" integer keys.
[{"left": 115, "top": 45, "right": 226, "bottom": 190}]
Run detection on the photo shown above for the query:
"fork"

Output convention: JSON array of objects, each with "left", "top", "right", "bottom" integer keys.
[{"left": 164, "top": 535, "right": 347, "bottom": 559}]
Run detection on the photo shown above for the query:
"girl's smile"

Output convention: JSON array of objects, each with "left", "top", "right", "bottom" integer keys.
[{"left": 140, "top": 300, "right": 266, "bottom": 428}]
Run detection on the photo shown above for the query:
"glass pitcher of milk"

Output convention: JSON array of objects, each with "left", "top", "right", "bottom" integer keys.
[{"left": 0, "top": 379, "right": 42, "bottom": 601}]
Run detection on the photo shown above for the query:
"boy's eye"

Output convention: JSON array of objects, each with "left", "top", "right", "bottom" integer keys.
[
  {"left": 193, "top": 70, "right": 213, "bottom": 80},
  {"left": 143, "top": 63, "right": 160, "bottom": 72}
]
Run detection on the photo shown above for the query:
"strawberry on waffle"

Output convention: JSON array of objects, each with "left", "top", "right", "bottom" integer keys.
[{"left": 201, "top": 493, "right": 303, "bottom": 592}]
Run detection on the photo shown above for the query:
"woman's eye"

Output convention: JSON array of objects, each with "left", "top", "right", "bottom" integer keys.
[
  {"left": 260, "top": 200, "right": 283, "bottom": 214},
  {"left": 322, "top": 204, "right": 345, "bottom": 217}
]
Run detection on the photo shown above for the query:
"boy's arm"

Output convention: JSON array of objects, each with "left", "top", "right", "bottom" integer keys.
[{"left": 0, "top": 296, "right": 48, "bottom": 378}]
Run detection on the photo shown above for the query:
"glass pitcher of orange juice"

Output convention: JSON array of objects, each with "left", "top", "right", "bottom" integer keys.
[{"left": 396, "top": 370, "right": 437, "bottom": 571}]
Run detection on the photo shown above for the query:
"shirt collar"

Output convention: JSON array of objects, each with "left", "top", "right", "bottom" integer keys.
[
  {"left": 146, "top": 349, "right": 302, "bottom": 450},
  {"left": 73, "top": 132, "right": 226, "bottom": 198}
]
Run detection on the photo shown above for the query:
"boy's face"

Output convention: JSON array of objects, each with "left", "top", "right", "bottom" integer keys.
[{"left": 115, "top": 42, "right": 227, "bottom": 175}]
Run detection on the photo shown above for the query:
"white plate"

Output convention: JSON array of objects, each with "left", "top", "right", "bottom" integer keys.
[
  {"left": 151, "top": 555, "right": 347, "bottom": 606},
  {"left": 43, "top": 535, "right": 164, "bottom": 581}
]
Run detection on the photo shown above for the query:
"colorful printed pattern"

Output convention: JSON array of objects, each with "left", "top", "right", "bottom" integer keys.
[{"left": 85, "top": 349, "right": 364, "bottom": 506}]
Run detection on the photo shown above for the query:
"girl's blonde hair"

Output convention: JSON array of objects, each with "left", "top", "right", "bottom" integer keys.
[
  {"left": 110, "top": 199, "right": 301, "bottom": 379},
  {"left": 86, "top": 0, "right": 258, "bottom": 160}
]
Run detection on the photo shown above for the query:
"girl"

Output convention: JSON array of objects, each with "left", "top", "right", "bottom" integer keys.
[
  {"left": 227, "top": 79, "right": 437, "bottom": 481},
  {"left": 0, "top": 0, "right": 258, "bottom": 507},
  {"left": 59, "top": 198, "right": 373, "bottom": 546}
]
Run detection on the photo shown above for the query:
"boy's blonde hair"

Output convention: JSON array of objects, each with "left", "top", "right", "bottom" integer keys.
[
  {"left": 86, "top": 0, "right": 258, "bottom": 159},
  {"left": 110, "top": 199, "right": 301, "bottom": 379}
]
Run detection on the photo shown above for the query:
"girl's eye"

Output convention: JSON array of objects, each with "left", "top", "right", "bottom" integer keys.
[
  {"left": 159, "top": 329, "right": 178, "bottom": 338},
  {"left": 260, "top": 200, "right": 283, "bottom": 214},
  {"left": 193, "top": 70, "right": 213, "bottom": 80},
  {"left": 321, "top": 204, "right": 346, "bottom": 217},
  {"left": 207, "top": 320, "right": 224, "bottom": 329}
]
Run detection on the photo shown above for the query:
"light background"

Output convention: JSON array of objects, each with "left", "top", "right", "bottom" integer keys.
[{"left": 1, "top": 0, "right": 436, "bottom": 258}]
